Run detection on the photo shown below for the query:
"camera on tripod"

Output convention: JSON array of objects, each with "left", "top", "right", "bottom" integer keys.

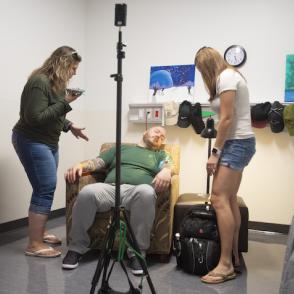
[
  {"left": 115, "top": 3, "right": 127, "bottom": 27},
  {"left": 89, "top": 3, "right": 156, "bottom": 294}
]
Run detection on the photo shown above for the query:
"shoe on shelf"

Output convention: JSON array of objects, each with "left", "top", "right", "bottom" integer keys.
[
  {"left": 62, "top": 250, "right": 82, "bottom": 270},
  {"left": 128, "top": 255, "right": 144, "bottom": 276}
]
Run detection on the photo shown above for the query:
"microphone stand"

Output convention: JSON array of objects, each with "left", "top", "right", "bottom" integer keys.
[
  {"left": 206, "top": 136, "right": 212, "bottom": 194},
  {"left": 200, "top": 117, "right": 217, "bottom": 195},
  {"left": 89, "top": 26, "right": 156, "bottom": 294}
]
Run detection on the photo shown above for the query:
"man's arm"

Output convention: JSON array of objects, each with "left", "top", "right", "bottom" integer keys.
[
  {"left": 152, "top": 167, "right": 172, "bottom": 193},
  {"left": 65, "top": 157, "right": 106, "bottom": 184},
  {"left": 152, "top": 154, "right": 174, "bottom": 193},
  {"left": 161, "top": 161, "right": 175, "bottom": 176}
]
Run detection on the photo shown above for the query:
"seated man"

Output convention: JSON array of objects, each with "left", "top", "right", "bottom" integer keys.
[{"left": 62, "top": 126, "right": 174, "bottom": 275}]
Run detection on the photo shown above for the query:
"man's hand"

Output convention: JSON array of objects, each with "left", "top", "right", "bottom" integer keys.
[
  {"left": 65, "top": 163, "right": 83, "bottom": 183},
  {"left": 70, "top": 123, "right": 89, "bottom": 141},
  {"left": 151, "top": 167, "right": 172, "bottom": 193}
]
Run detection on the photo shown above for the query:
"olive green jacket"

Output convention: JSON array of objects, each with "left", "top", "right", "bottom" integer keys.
[{"left": 13, "top": 74, "right": 72, "bottom": 148}]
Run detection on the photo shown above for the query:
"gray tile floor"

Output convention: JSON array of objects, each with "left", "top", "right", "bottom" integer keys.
[{"left": 0, "top": 217, "right": 287, "bottom": 294}]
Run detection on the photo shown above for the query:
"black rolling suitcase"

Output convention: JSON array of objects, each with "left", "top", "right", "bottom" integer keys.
[{"left": 174, "top": 199, "right": 221, "bottom": 275}]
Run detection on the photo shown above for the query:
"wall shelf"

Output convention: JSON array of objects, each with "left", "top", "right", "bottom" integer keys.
[{"left": 129, "top": 101, "right": 293, "bottom": 126}]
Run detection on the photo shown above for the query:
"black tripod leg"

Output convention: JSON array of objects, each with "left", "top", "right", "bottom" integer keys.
[
  {"left": 90, "top": 219, "right": 117, "bottom": 294},
  {"left": 122, "top": 210, "right": 157, "bottom": 294}
]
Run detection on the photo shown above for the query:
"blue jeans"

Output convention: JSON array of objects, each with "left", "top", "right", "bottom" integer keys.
[
  {"left": 12, "top": 132, "right": 59, "bottom": 215},
  {"left": 219, "top": 137, "right": 256, "bottom": 171}
]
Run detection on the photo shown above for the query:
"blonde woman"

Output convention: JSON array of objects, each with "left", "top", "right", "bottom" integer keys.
[
  {"left": 12, "top": 46, "right": 88, "bottom": 258},
  {"left": 195, "top": 47, "right": 255, "bottom": 283}
]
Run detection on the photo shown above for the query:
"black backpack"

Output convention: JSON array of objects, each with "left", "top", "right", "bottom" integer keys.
[{"left": 174, "top": 203, "right": 220, "bottom": 275}]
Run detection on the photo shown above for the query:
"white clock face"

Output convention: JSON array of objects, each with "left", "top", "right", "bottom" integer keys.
[{"left": 224, "top": 45, "right": 246, "bottom": 67}]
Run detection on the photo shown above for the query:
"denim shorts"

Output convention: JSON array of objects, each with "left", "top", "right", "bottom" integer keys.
[
  {"left": 12, "top": 132, "right": 59, "bottom": 215},
  {"left": 219, "top": 137, "right": 256, "bottom": 171}
]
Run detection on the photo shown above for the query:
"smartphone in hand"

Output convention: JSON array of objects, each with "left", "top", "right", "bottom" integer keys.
[{"left": 66, "top": 88, "right": 85, "bottom": 96}]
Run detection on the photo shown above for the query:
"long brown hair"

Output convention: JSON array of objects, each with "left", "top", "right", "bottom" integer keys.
[
  {"left": 194, "top": 47, "right": 237, "bottom": 101},
  {"left": 29, "top": 46, "right": 82, "bottom": 93}
]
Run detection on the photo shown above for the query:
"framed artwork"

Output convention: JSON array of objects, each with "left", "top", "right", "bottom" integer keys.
[
  {"left": 285, "top": 55, "right": 294, "bottom": 102},
  {"left": 149, "top": 64, "right": 195, "bottom": 103}
]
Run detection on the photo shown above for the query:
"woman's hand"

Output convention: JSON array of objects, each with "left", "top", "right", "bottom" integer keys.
[
  {"left": 206, "top": 155, "right": 219, "bottom": 176},
  {"left": 65, "top": 93, "right": 81, "bottom": 103},
  {"left": 69, "top": 124, "right": 89, "bottom": 141}
]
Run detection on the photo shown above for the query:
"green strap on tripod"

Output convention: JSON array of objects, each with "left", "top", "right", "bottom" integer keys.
[
  {"left": 117, "top": 220, "right": 147, "bottom": 264},
  {"left": 117, "top": 220, "right": 145, "bottom": 288},
  {"left": 117, "top": 220, "right": 127, "bottom": 261}
]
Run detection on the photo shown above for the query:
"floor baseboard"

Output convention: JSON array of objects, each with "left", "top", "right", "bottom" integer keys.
[
  {"left": 0, "top": 211, "right": 290, "bottom": 235},
  {"left": 249, "top": 221, "right": 289, "bottom": 234},
  {"left": 0, "top": 208, "right": 65, "bottom": 234}
]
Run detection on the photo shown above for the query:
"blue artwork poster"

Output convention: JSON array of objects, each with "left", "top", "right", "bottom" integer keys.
[
  {"left": 149, "top": 64, "right": 195, "bottom": 103},
  {"left": 285, "top": 55, "right": 294, "bottom": 102}
]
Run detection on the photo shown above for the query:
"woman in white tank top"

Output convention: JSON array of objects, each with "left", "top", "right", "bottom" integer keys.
[{"left": 195, "top": 47, "right": 255, "bottom": 284}]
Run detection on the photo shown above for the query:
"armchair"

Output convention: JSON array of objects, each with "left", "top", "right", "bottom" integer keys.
[{"left": 66, "top": 143, "right": 180, "bottom": 261}]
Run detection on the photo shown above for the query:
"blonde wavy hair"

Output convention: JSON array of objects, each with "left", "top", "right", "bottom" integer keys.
[
  {"left": 194, "top": 47, "right": 237, "bottom": 101},
  {"left": 29, "top": 46, "right": 82, "bottom": 94}
]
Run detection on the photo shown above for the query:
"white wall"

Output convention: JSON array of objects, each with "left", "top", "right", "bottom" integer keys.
[
  {"left": 0, "top": 0, "right": 87, "bottom": 223},
  {"left": 84, "top": 0, "right": 294, "bottom": 225},
  {"left": 1, "top": 0, "right": 294, "bottom": 226}
]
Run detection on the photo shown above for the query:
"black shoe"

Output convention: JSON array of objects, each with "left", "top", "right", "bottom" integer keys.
[
  {"left": 177, "top": 100, "right": 192, "bottom": 128},
  {"left": 128, "top": 255, "right": 144, "bottom": 276},
  {"left": 62, "top": 250, "right": 82, "bottom": 270},
  {"left": 191, "top": 102, "right": 205, "bottom": 134}
]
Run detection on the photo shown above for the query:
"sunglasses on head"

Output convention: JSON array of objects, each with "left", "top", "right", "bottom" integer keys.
[
  {"left": 65, "top": 51, "right": 77, "bottom": 56},
  {"left": 64, "top": 51, "right": 81, "bottom": 61}
]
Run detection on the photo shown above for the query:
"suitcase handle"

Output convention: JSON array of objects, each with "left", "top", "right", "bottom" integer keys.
[{"left": 189, "top": 202, "right": 216, "bottom": 220}]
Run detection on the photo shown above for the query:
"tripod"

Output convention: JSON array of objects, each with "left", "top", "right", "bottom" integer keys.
[{"left": 89, "top": 26, "right": 156, "bottom": 294}]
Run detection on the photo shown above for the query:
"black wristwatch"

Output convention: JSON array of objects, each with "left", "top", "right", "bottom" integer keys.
[{"left": 212, "top": 147, "right": 222, "bottom": 157}]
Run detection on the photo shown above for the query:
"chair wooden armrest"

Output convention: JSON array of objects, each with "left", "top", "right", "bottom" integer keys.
[{"left": 148, "top": 174, "right": 179, "bottom": 255}]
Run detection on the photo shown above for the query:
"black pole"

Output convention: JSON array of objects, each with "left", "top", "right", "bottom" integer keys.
[
  {"left": 90, "top": 24, "right": 156, "bottom": 294},
  {"left": 113, "top": 27, "right": 124, "bottom": 229},
  {"left": 90, "top": 27, "right": 125, "bottom": 294},
  {"left": 206, "top": 137, "right": 212, "bottom": 195}
]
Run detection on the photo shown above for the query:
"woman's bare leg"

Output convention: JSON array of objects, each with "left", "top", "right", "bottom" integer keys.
[
  {"left": 201, "top": 165, "right": 242, "bottom": 281},
  {"left": 27, "top": 212, "right": 60, "bottom": 256}
]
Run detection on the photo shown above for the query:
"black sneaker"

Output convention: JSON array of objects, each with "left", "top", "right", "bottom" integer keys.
[
  {"left": 191, "top": 102, "right": 205, "bottom": 134},
  {"left": 128, "top": 255, "right": 144, "bottom": 276},
  {"left": 62, "top": 250, "right": 82, "bottom": 269}
]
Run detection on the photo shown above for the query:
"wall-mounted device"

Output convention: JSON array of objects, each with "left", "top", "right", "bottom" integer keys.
[{"left": 129, "top": 103, "right": 164, "bottom": 125}]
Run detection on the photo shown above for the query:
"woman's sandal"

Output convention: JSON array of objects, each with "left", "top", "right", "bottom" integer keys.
[
  {"left": 25, "top": 246, "right": 61, "bottom": 258},
  {"left": 43, "top": 233, "right": 62, "bottom": 245},
  {"left": 201, "top": 271, "right": 237, "bottom": 284}
]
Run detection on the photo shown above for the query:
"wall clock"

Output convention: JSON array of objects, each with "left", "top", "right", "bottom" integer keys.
[{"left": 224, "top": 45, "right": 247, "bottom": 67}]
